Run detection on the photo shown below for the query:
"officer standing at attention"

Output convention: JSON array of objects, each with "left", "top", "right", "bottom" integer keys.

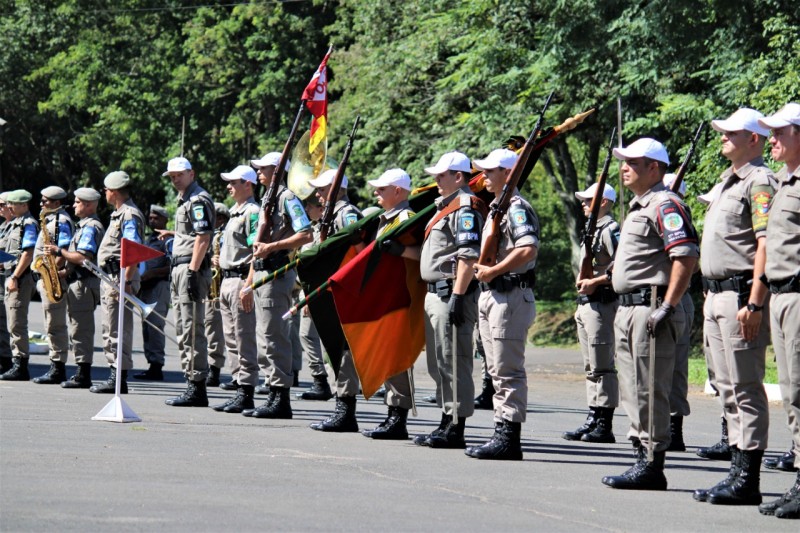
[
  {"left": 0, "top": 190, "right": 38, "bottom": 381},
  {"left": 45, "top": 187, "right": 105, "bottom": 389},
  {"left": 133, "top": 205, "right": 172, "bottom": 381},
  {"left": 414, "top": 151, "right": 484, "bottom": 449},
  {"left": 210, "top": 165, "right": 260, "bottom": 414},
  {"left": 467, "top": 149, "right": 538, "bottom": 460},
  {"left": 243, "top": 152, "right": 312, "bottom": 419},
  {"left": 691, "top": 108, "right": 776, "bottom": 506},
  {"left": 162, "top": 156, "right": 215, "bottom": 407},
  {"left": 308, "top": 168, "right": 365, "bottom": 432},
  {"left": 563, "top": 183, "right": 620, "bottom": 444},
  {"left": 601, "top": 138, "right": 698, "bottom": 491},
  {"left": 758, "top": 102, "right": 800, "bottom": 520},
  {"left": 0, "top": 192, "right": 13, "bottom": 371},
  {"left": 92, "top": 171, "right": 145, "bottom": 394},
  {"left": 205, "top": 202, "right": 230, "bottom": 387},
  {"left": 31, "top": 186, "right": 74, "bottom": 385}
]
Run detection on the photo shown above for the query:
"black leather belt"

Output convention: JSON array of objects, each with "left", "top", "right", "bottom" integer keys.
[
  {"left": 65, "top": 266, "right": 91, "bottom": 284},
  {"left": 103, "top": 260, "right": 120, "bottom": 275},
  {"left": 222, "top": 267, "right": 248, "bottom": 279},
  {"left": 618, "top": 286, "right": 668, "bottom": 307},
  {"left": 426, "top": 279, "right": 479, "bottom": 297},
  {"left": 701, "top": 271, "right": 753, "bottom": 294},
  {"left": 577, "top": 285, "right": 617, "bottom": 305},
  {"left": 170, "top": 256, "right": 209, "bottom": 270},
  {"left": 768, "top": 277, "right": 800, "bottom": 294},
  {"left": 253, "top": 253, "right": 290, "bottom": 273},
  {"left": 479, "top": 272, "right": 536, "bottom": 293}
]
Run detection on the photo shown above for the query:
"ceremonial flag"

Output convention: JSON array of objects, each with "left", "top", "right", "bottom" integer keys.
[
  {"left": 302, "top": 46, "right": 332, "bottom": 155},
  {"left": 121, "top": 238, "right": 164, "bottom": 268}
]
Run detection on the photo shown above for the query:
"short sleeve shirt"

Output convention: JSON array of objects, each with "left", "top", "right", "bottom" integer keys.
[
  {"left": 377, "top": 200, "right": 414, "bottom": 237},
  {"left": 220, "top": 197, "right": 260, "bottom": 270},
  {"left": 579, "top": 214, "right": 620, "bottom": 277},
  {"left": 33, "top": 208, "right": 74, "bottom": 263},
  {"left": 765, "top": 165, "right": 800, "bottom": 281},
  {"left": 2, "top": 212, "right": 38, "bottom": 270},
  {"left": 98, "top": 199, "right": 145, "bottom": 267},
  {"left": 260, "top": 186, "right": 312, "bottom": 248},
  {"left": 172, "top": 181, "right": 215, "bottom": 258},
  {"left": 481, "top": 193, "right": 539, "bottom": 274},
  {"left": 332, "top": 196, "right": 363, "bottom": 234}
]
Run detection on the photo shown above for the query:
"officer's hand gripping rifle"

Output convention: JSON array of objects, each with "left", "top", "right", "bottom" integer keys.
[{"left": 319, "top": 115, "right": 361, "bottom": 242}]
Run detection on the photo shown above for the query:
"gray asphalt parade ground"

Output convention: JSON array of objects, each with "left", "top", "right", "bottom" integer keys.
[{"left": 1, "top": 302, "right": 798, "bottom": 532}]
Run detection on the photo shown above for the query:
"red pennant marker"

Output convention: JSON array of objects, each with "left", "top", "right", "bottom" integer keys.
[{"left": 121, "top": 238, "right": 164, "bottom": 268}]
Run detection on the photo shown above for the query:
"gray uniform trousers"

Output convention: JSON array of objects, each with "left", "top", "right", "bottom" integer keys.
[
  {"left": 770, "top": 292, "right": 800, "bottom": 459},
  {"left": 475, "top": 325, "right": 489, "bottom": 379},
  {"left": 220, "top": 277, "right": 257, "bottom": 386},
  {"left": 300, "top": 310, "right": 327, "bottom": 379},
  {"left": 575, "top": 299, "right": 619, "bottom": 408},
  {"left": 5, "top": 273, "right": 35, "bottom": 358},
  {"left": 424, "top": 290, "right": 478, "bottom": 418},
  {"left": 704, "top": 290, "right": 770, "bottom": 450},
  {"left": 290, "top": 288, "right": 302, "bottom": 374},
  {"left": 478, "top": 286, "right": 536, "bottom": 423},
  {"left": 171, "top": 263, "right": 210, "bottom": 381},
  {"left": 0, "top": 281, "right": 10, "bottom": 357},
  {"left": 670, "top": 292, "right": 694, "bottom": 417},
  {"left": 66, "top": 278, "right": 100, "bottom": 364},
  {"left": 336, "top": 349, "right": 360, "bottom": 397},
  {"left": 36, "top": 280, "right": 69, "bottom": 363},
  {"left": 254, "top": 269, "right": 295, "bottom": 388},
  {"left": 205, "top": 298, "right": 226, "bottom": 369},
  {"left": 101, "top": 277, "right": 138, "bottom": 370},
  {"left": 615, "top": 303, "right": 685, "bottom": 453},
  {"left": 139, "top": 280, "right": 169, "bottom": 366},
  {"left": 385, "top": 370, "right": 413, "bottom": 410}
]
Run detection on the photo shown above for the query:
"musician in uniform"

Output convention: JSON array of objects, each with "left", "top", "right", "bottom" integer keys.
[
  {"left": 601, "top": 138, "right": 698, "bottom": 490},
  {"left": 242, "top": 152, "right": 312, "bottom": 419},
  {"left": 163, "top": 156, "right": 215, "bottom": 407},
  {"left": 0, "top": 192, "right": 13, "bottom": 371},
  {"left": 563, "top": 183, "right": 620, "bottom": 444},
  {"left": 0, "top": 189, "right": 38, "bottom": 381},
  {"left": 92, "top": 171, "right": 145, "bottom": 394},
  {"left": 32, "top": 186, "right": 74, "bottom": 385},
  {"left": 205, "top": 202, "right": 230, "bottom": 387},
  {"left": 414, "top": 151, "right": 484, "bottom": 449},
  {"left": 44, "top": 187, "right": 105, "bottom": 388}
]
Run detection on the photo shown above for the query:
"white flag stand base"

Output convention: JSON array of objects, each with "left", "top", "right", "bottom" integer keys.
[{"left": 92, "top": 396, "right": 142, "bottom": 423}]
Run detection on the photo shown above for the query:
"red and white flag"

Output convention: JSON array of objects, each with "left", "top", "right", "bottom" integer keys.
[{"left": 302, "top": 46, "right": 332, "bottom": 154}]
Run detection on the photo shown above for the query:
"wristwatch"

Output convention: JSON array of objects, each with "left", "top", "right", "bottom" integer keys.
[{"left": 746, "top": 302, "right": 764, "bottom": 313}]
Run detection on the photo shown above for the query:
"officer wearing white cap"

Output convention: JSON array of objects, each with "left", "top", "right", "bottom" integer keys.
[
  {"left": 241, "top": 152, "right": 312, "bottom": 419},
  {"left": 210, "top": 165, "right": 261, "bottom": 413},
  {"left": 361, "top": 168, "right": 421, "bottom": 440},
  {"left": 414, "top": 151, "right": 485, "bottom": 449},
  {"left": 31, "top": 186, "right": 75, "bottom": 385},
  {"left": 563, "top": 182, "right": 621, "bottom": 444},
  {"left": 42, "top": 187, "right": 105, "bottom": 388},
  {"left": 205, "top": 201, "right": 230, "bottom": 387},
  {"left": 758, "top": 102, "right": 800, "bottom": 520},
  {"left": 0, "top": 192, "right": 13, "bottom": 371},
  {"left": 0, "top": 190, "right": 38, "bottom": 381},
  {"left": 133, "top": 205, "right": 172, "bottom": 381},
  {"left": 601, "top": 138, "right": 699, "bottom": 490},
  {"left": 309, "top": 167, "right": 366, "bottom": 432},
  {"left": 463, "top": 149, "right": 537, "bottom": 460},
  {"left": 162, "top": 157, "right": 216, "bottom": 407},
  {"left": 91, "top": 171, "right": 145, "bottom": 394}
]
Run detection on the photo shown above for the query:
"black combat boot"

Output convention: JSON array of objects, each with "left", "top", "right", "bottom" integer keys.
[
  {"left": 299, "top": 375, "right": 333, "bottom": 401},
  {"left": 255, "top": 381, "right": 271, "bottom": 395},
  {"left": 427, "top": 416, "right": 467, "bottom": 449},
  {"left": 219, "top": 378, "right": 239, "bottom": 391},
  {"left": 33, "top": 361, "right": 67, "bottom": 384},
  {"left": 310, "top": 395, "right": 358, "bottom": 432},
  {"left": 708, "top": 449, "right": 763, "bottom": 505},
  {"left": 764, "top": 446, "right": 798, "bottom": 472},
  {"left": 563, "top": 408, "right": 598, "bottom": 441},
  {"left": 211, "top": 384, "right": 253, "bottom": 413},
  {"left": 413, "top": 412, "right": 451, "bottom": 446},
  {"left": 252, "top": 386, "right": 293, "bottom": 419},
  {"left": 696, "top": 417, "right": 732, "bottom": 461},
  {"left": 164, "top": 380, "right": 208, "bottom": 407},
  {"left": 367, "top": 407, "right": 409, "bottom": 440},
  {"left": 243, "top": 389, "right": 275, "bottom": 417},
  {"left": 1, "top": 357, "right": 14, "bottom": 373},
  {"left": 473, "top": 377, "right": 495, "bottom": 410},
  {"left": 602, "top": 448, "right": 667, "bottom": 491},
  {"left": 133, "top": 363, "right": 163, "bottom": 381},
  {"left": 668, "top": 415, "right": 686, "bottom": 451},
  {"left": 581, "top": 408, "right": 615, "bottom": 443},
  {"left": 89, "top": 367, "right": 128, "bottom": 394},
  {"left": 694, "top": 447, "right": 741, "bottom": 502},
  {"left": 466, "top": 420, "right": 523, "bottom": 460},
  {"left": 206, "top": 365, "right": 221, "bottom": 387},
  {"left": 0, "top": 357, "right": 30, "bottom": 381},
  {"left": 760, "top": 471, "right": 800, "bottom": 518},
  {"left": 61, "top": 362, "right": 92, "bottom": 389}
]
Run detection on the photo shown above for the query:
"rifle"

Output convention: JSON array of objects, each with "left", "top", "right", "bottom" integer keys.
[
  {"left": 578, "top": 127, "right": 617, "bottom": 282},
  {"left": 253, "top": 100, "right": 307, "bottom": 245},
  {"left": 319, "top": 115, "right": 361, "bottom": 242},
  {"left": 477, "top": 91, "right": 554, "bottom": 267},
  {"left": 670, "top": 121, "right": 706, "bottom": 195}
]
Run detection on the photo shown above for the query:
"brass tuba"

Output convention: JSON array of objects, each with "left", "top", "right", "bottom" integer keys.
[
  {"left": 33, "top": 207, "right": 64, "bottom": 303},
  {"left": 287, "top": 129, "right": 335, "bottom": 200}
]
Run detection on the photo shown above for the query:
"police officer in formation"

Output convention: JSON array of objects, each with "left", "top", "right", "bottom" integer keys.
[
  {"left": 205, "top": 202, "right": 229, "bottom": 387},
  {"left": 0, "top": 192, "right": 14, "bottom": 371}
]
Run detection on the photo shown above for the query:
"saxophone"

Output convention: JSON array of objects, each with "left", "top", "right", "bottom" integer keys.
[
  {"left": 33, "top": 208, "right": 64, "bottom": 303},
  {"left": 209, "top": 230, "right": 222, "bottom": 302}
]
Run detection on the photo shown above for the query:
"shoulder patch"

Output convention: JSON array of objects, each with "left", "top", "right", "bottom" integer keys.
[
  {"left": 285, "top": 196, "right": 311, "bottom": 232},
  {"left": 657, "top": 200, "right": 697, "bottom": 250}
]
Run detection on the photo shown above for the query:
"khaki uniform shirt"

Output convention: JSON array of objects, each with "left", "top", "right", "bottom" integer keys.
[
  {"left": 580, "top": 214, "right": 620, "bottom": 277},
  {"left": 377, "top": 200, "right": 413, "bottom": 237},
  {"left": 259, "top": 185, "right": 312, "bottom": 248},
  {"left": 66, "top": 215, "right": 105, "bottom": 276},
  {"left": 482, "top": 193, "right": 539, "bottom": 274},
  {"left": 765, "top": 165, "right": 800, "bottom": 281},
  {"left": 613, "top": 183, "right": 699, "bottom": 294},
  {"left": 332, "top": 196, "right": 362, "bottom": 234},
  {"left": 172, "top": 181, "right": 214, "bottom": 259},
  {"left": 219, "top": 197, "right": 260, "bottom": 270},
  {"left": 3, "top": 212, "right": 38, "bottom": 270},
  {"left": 98, "top": 199, "right": 145, "bottom": 269},
  {"left": 33, "top": 208, "right": 74, "bottom": 264},
  {"left": 701, "top": 157, "right": 776, "bottom": 278}
]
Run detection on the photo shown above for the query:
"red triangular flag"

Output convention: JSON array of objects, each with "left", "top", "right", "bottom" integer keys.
[{"left": 121, "top": 238, "right": 164, "bottom": 268}]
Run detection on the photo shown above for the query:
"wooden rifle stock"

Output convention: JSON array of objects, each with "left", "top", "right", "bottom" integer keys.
[
  {"left": 670, "top": 121, "right": 705, "bottom": 195},
  {"left": 254, "top": 100, "right": 307, "bottom": 245},
  {"left": 478, "top": 91, "right": 554, "bottom": 267},
  {"left": 320, "top": 115, "right": 361, "bottom": 242},
  {"left": 579, "top": 127, "right": 617, "bottom": 281}
]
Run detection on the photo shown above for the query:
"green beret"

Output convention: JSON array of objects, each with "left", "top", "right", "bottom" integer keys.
[
  {"left": 6, "top": 189, "right": 32, "bottom": 203},
  {"left": 150, "top": 205, "right": 168, "bottom": 219},
  {"left": 40, "top": 185, "right": 67, "bottom": 200},
  {"left": 74, "top": 187, "right": 101, "bottom": 202},
  {"left": 104, "top": 171, "right": 131, "bottom": 190}
]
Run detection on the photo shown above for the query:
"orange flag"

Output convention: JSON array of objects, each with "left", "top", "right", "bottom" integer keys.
[{"left": 121, "top": 238, "right": 164, "bottom": 268}]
